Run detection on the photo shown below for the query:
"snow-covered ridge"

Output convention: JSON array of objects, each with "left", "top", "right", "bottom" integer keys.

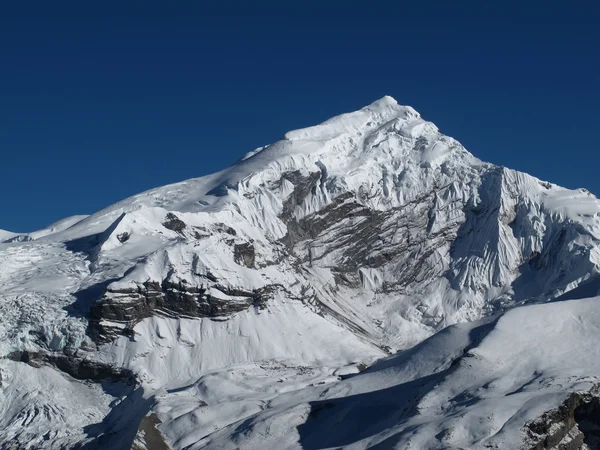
[
  {"left": 0, "top": 229, "right": 17, "bottom": 242},
  {"left": 191, "top": 298, "right": 600, "bottom": 449},
  {"left": 0, "top": 214, "right": 88, "bottom": 243},
  {"left": 48, "top": 96, "right": 450, "bottom": 238},
  {"left": 283, "top": 95, "right": 414, "bottom": 141},
  {"left": 2, "top": 96, "right": 600, "bottom": 449}
]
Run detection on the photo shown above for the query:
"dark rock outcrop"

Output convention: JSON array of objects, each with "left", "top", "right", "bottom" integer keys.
[
  {"left": 116, "top": 231, "right": 130, "bottom": 243},
  {"left": 90, "top": 280, "right": 281, "bottom": 343},
  {"left": 282, "top": 186, "right": 459, "bottom": 291},
  {"left": 131, "top": 413, "right": 170, "bottom": 450},
  {"left": 234, "top": 242, "right": 256, "bottom": 268},
  {"left": 7, "top": 350, "right": 137, "bottom": 384},
  {"left": 162, "top": 213, "right": 186, "bottom": 233},
  {"left": 524, "top": 387, "right": 600, "bottom": 449}
]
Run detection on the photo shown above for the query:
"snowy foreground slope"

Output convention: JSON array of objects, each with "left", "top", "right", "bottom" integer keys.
[{"left": 3, "top": 97, "right": 600, "bottom": 449}]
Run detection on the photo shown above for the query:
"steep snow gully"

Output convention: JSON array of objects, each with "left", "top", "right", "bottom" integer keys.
[{"left": 3, "top": 96, "right": 600, "bottom": 449}]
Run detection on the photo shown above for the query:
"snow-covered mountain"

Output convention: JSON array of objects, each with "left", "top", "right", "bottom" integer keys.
[{"left": 2, "top": 96, "right": 600, "bottom": 449}]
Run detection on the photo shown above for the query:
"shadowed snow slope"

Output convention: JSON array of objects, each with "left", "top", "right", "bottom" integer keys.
[
  {"left": 196, "top": 298, "right": 600, "bottom": 449},
  {"left": 2, "top": 96, "right": 600, "bottom": 449}
]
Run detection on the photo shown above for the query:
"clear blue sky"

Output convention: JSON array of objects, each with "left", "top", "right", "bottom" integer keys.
[{"left": 1, "top": 1, "right": 598, "bottom": 232}]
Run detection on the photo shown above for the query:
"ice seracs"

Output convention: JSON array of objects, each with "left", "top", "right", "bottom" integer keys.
[{"left": 2, "top": 96, "right": 600, "bottom": 449}]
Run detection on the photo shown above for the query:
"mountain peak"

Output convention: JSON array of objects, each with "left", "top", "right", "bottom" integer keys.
[
  {"left": 283, "top": 96, "right": 417, "bottom": 142},
  {"left": 366, "top": 94, "right": 399, "bottom": 109}
]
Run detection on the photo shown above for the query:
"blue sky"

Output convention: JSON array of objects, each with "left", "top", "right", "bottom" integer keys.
[{"left": 1, "top": 1, "right": 598, "bottom": 232}]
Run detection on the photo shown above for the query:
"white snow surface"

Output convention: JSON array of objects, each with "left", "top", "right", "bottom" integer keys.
[
  {"left": 0, "top": 229, "right": 18, "bottom": 242},
  {"left": 2, "top": 96, "right": 600, "bottom": 448},
  {"left": 189, "top": 298, "right": 600, "bottom": 449},
  {"left": 0, "top": 215, "right": 88, "bottom": 244}
]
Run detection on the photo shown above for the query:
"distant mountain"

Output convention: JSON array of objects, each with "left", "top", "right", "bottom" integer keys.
[{"left": 2, "top": 97, "right": 600, "bottom": 449}]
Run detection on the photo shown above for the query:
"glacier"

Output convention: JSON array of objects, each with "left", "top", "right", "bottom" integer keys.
[{"left": 2, "top": 96, "right": 600, "bottom": 449}]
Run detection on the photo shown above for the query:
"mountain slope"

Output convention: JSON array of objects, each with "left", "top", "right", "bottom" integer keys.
[
  {"left": 2, "top": 96, "right": 600, "bottom": 449},
  {"left": 193, "top": 297, "right": 600, "bottom": 449}
]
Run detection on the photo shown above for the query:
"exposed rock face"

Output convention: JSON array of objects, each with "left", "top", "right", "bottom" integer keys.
[
  {"left": 83, "top": 120, "right": 600, "bottom": 349},
  {"left": 116, "top": 231, "right": 130, "bottom": 243},
  {"left": 131, "top": 413, "right": 170, "bottom": 450},
  {"left": 233, "top": 242, "right": 255, "bottom": 268},
  {"left": 91, "top": 280, "right": 262, "bottom": 343},
  {"left": 6, "top": 350, "right": 136, "bottom": 384},
  {"left": 524, "top": 387, "right": 600, "bottom": 449},
  {"left": 162, "top": 212, "right": 186, "bottom": 233}
]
